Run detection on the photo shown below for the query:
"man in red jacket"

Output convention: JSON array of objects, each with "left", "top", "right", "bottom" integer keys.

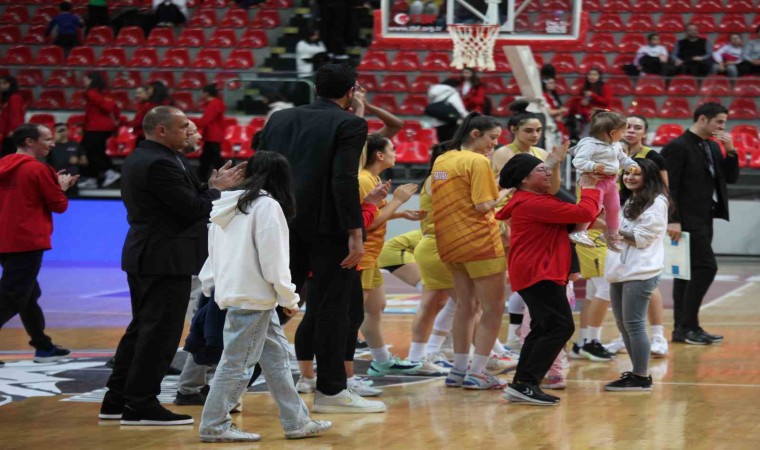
[
  {"left": 195, "top": 83, "right": 226, "bottom": 181},
  {"left": 0, "top": 124, "right": 79, "bottom": 367}
]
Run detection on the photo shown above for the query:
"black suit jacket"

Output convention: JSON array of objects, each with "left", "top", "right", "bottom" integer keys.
[
  {"left": 121, "top": 140, "right": 220, "bottom": 276},
  {"left": 661, "top": 130, "right": 739, "bottom": 231},
  {"left": 259, "top": 97, "right": 367, "bottom": 239}
]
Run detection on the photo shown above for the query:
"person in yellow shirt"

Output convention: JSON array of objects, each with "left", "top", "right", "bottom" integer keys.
[
  {"left": 431, "top": 112, "right": 509, "bottom": 390},
  {"left": 377, "top": 229, "right": 422, "bottom": 288}
]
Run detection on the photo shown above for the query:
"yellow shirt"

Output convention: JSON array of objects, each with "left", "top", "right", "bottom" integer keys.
[
  {"left": 431, "top": 150, "right": 504, "bottom": 263},
  {"left": 419, "top": 177, "right": 435, "bottom": 236},
  {"left": 358, "top": 169, "right": 386, "bottom": 268}
]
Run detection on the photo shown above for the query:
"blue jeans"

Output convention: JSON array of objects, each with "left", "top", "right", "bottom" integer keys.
[
  {"left": 199, "top": 308, "right": 309, "bottom": 436},
  {"left": 610, "top": 276, "right": 661, "bottom": 376}
]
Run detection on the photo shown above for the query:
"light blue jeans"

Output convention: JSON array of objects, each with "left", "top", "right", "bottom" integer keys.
[
  {"left": 199, "top": 308, "right": 309, "bottom": 436},
  {"left": 610, "top": 276, "right": 661, "bottom": 376}
]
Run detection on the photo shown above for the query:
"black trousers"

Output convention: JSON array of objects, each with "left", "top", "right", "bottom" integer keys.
[
  {"left": 513, "top": 280, "right": 575, "bottom": 385},
  {"left": 80, "top": 130, "right": 113, "bottom": 181},
  {"left": 319, "top": 3, "right": 347, "bottom": 55},
  {"left": 737, "top": 61, "right": 760, "bottom": 76},
  {"left": 676, "top": 60, "right": 711, "bottom": 77},
  {"left": 0, "top": 251, "right": 54, "bottom": 351},
  {"left": 198, "top": 141, "right": 223, "bottom": 182},
  {"left": 86, "top": 5, "right": 109, "bottom": 33},
  {"left": 673, "top": 227, "right": 717, "bottom": 331},
  {"left": 291, "top": 232, "right": 357, "bottom": 395},
  {"left": 105, "top": 273, "right": 191, "bottom": 410}
]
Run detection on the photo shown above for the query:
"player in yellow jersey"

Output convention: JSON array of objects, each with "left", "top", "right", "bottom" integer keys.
[
  {"left": 377, "top": 229, "right": 422, "bottom": 288},
  {"left": 431, "top": 112, "right": 510, "bottom": 390}
]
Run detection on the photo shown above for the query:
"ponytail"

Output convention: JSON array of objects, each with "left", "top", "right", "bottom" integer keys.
[{"left": 450, "top": 112, "right": 501, "bottom": 150}]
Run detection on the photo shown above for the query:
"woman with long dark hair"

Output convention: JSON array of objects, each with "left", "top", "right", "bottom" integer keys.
[
  {"left": 198, "top": 151, "right": 332, "bottom": 443},
  {"left": 81, "top": 71, "right": 120, "bottom": 187},
  {"left": 0, "top": 76, "right": 26, "bottom": 157},
  {"left": 604, "top": 158, "right": 669, "bottom": 392},
  {"left": 566, "top": 67, "right": 613, "bottom": 140},
  {"left": 459, "top": 68, "right": 487, "bottom": 114},
  {"left": 131, "top": 81, "right": 171, "bottom": 144}
]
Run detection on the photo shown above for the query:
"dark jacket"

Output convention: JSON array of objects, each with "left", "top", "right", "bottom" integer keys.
[
  {"left": 259, "top": 97, "right": 367, "bottom": 239},
  {"left": 661, "top": 130, "right": 739, "bottom": 231},
  {"left": 120, "top": 139, "right": 220, "bottom": 275},
  {"left": 183, "top": 292, "right": 226, "bottom": 366}
]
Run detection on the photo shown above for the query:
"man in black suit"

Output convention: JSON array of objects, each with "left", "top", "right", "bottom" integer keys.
[
  {"left": 661, "top": 102, "right": 739, "bottom": 346},
  {"left": 100, "top": 107, "right": 245, "bottom": 425},
  {"left": 260, "top": 64, "right": 385, "bottom": 413}
]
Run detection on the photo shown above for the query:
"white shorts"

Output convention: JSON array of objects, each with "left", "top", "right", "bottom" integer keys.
[{"left": 586, "top": 276, "right": 610, "bottom": 301}]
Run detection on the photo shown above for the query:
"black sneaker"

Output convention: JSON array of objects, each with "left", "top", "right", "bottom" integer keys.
[
  {"left": 355, "top": 339, "right": 369, "bottom": 350},
  {"left": 174, "top": 391, "right": 206, "bottom": 406},
  {"left": 605, "top": 372, "right": 653, "bottom": 391},
  {"left": 697, "top": 327, "right": 724, "bottom": 343},
  {"left": 33, "top": 345, "right": 71, "bottom": 363},
  {"left": 504, "top": 382, "right": 560, "bottom": 406},
  {"left": 99, "top": 396, "right": 124, "bottom": 420},
  {"left": 581, "top": 340, "right": 614, "bottom": 362},
  {"left": 120, "top": 405, "right": 194, "bottom": 426},
  {"left": 684, "top": 329, "right": 711, "bottom": 345},
  {"left": 672, "top": 328, "right": 686, "bottom": 343}
]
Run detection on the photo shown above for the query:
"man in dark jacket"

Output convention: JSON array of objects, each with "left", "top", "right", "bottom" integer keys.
[
  {"left": 672, "top": 23, "right": 713, "bottom": 76},
  {"left": 99, "top": 106, "right": 245, "bottom": 425},
  {"left": 661, "top": 102, "right": 739, "bottom": 346}
]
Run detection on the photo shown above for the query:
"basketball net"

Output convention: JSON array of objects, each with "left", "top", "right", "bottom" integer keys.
[{"left": 448, "top": 24, "right": 501, "bottom": 72}]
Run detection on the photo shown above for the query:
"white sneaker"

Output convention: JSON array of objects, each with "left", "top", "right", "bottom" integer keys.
[
  {"left": 650, "top": 335, "right": 669, "bottom": 358},
  {"left": 77, "top": 177, "right": 98, "bottom": 189},
  {"left": 200, "top": 424, "right": 261, "bottom": 443},
  {"left": 569, "top": 231, "right": 596, "bottom": 248},
  {"left": 486, "top": 353, "right": 519, "bottom": 374},
  {"left": 604, "top": 336, "right": 627, "bottom": 355},
  {"left": 347, "top": 376, "right": 383, "bottom": 397},
  {"left": 410, "top": 359, "right": 449, "bottom": 376},
  {"left": 428, "top": 352, "right": 453, "bottom": 369},
  {"left": 312, "top": 389, "right": 386, "bottom": 414},
  {"left": 505, "top": 338, "right": 523, "bottom": 351},
  {"left": 296, "top": 376, "right": 316, "bottom": 394},
  {"left": 103, "top": 169, "right": 121, "bottom": 187},
  {"left": 285, "top": 420, "right": 333, "bottom": 439}
]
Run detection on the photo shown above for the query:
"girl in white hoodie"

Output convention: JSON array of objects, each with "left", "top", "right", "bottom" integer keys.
[{"left": 198, "top": 152, "right": 331, "bottom": 443}]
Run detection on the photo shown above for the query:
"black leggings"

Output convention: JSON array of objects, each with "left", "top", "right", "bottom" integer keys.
[{"left": 80, "top": 130, "right": 113, "bottom": 181}]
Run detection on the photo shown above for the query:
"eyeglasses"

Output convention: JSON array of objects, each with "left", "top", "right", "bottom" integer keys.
[{"left": 533, "top": 167, "right": 552, "bottom": 174}]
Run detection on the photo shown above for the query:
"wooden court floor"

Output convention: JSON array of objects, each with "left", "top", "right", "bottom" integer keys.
[{"left": 1, "top": 262, "right": 759, "bottom": 449}]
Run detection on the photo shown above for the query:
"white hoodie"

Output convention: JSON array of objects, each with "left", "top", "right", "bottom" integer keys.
[
  {"left": 198, "top": 190, "right": 299, "bottom": 311},
  {"left": 426, "top": 84, "right": 468, "bottom": 127},
  {"left": 572, "top": 138, "right": 637, "bottom": 175}
]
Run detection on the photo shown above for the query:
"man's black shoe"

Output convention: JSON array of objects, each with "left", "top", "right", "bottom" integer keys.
[
  {"left": 174, "top": 391, "right": 206, "bottom": 406},
  {"left": 684, "top": 329, "right": 711, "bottom": 345},
  {"left": 120, "top": 405, "right": 194, "bottom": 426}
]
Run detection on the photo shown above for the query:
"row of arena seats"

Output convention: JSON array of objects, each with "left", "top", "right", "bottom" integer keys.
[
  {"left": 576, "top": 0, "right": 757, "bottom": 12},
  {"left": 14, "top": 88, "right": 204, "bottom": 112},
  {"left": 6, "top": 69, "right": 239, "bottom": 91},
  {"left": 0, "top": 0, "right": 275, "bottom": 6},
  {"left": 590, "top": 13, "right": 758, "bottom": 33},
  {"left": 0, "top": 25, "right": 270, "bottom": 48}
]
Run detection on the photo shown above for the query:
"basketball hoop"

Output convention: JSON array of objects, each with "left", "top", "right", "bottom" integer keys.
[{"left": 448, "top": 24, "right": 501, "bottom": 72}]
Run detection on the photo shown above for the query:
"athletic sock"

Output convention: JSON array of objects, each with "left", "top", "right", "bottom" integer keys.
[
  {"left": 469, "top": 354, "right": 489, "bottom": 375},
  {"left": 370, "top": 346, "right": 390, "bottom": 364},
  {"left": 492, "top": 339, "right": 506, "bottom": 356},
  {"left": 507, "top": 323, "right": 520, "bottom": 342},
  {"left": 425, "top": 334, "right": 446, "bottom": 355},
  {"left": 589, "top": 326, "right": 603, "bottom": 342},
  {"left": 576, "top": 328, "right": 588, "bottom": 347},
  {"left": 452, "top": 353, "right": 469, "bottom": 373},
  {"left": 650, "top": 325, "right": 664, "bottom": 338},
  {"left": 408, "top": 342, "right": 427, "bottom": 362}
]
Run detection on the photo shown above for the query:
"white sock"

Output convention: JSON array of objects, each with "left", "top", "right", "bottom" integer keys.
[
  {"left": 433, "top": 298, "right": 456, "bottom": 333},
  {"left": 492, "top": 339, "right": 506, "bottom": 356},
  {"left": 589, "top": 326, "right": 603, "bottom": 342},
  {"left": 470, "top": 354, "right": 489, "bottom": 375},
  {"left": 370, "top": 346, "right": 390, "bottom": 364},
  {"left": 650, "top": 325, "right": 664, "bottom": 338},
  {"left": 408, "top": 342, "right": 427, "bottom": 362},
  {"left": 425, "top": 334, "right": 446, "bottom": 354},
  {"left": 415, "top": 281, "right": 423, "bottom": 291},
  {"left": 452, "top": 353, "right": 469, "bottom": 373},
  {"left": 576, "top": 328, "right": 588, "bottom": 347},
  {"left": 507, "top": 323, "right": 520, "bottom": 342}
]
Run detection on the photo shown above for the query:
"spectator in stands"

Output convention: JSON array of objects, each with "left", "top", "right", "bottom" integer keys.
[
  {"left": 263, "top": 92, "right": 295, "bottom": 122},
  {"left": 318, "top": 0, "right": 349, "bottom": 60},
  {"left": 672, "top": 24, "right": 712, "bottom": 77},
  {"left": 80, "top": 71, "right": 121, "bottom": 189},
  {"left": 566, "top": 68, "right": 612, "bottom": 140},
  {"left": 86, "top": 0, "right": 109, "bottom": 34},
  {"left": 196, "top": 84, "right": 226, "bottom": 180},
  {"left": 295, "top": 28, "right": 329, "bottom": 78},
  {"left": 713, "top": 33, "right": 744, "bottom": 78},
  {"left": 131, "top": 82, "right": 171, "bottom": 144},
  {"left": 48, "top": 123, "right": 84, "bottom": 198},
  {"left": 46, "top": 2, "right": 84, "bottom": 57},
  {"left": 632, "top": 33, "right": 670, "bottom": 76},
  {"left": 0, "top": 123, "right": 78, "bottom": 366},
  {"left": 542, "top": 77, "right": 568, "bottom": 133},
  {"left": 427, "top": 79, "right": 468, "bottom": 143},
  {"left": 459, "top": 68, "right": 488, "bottom": 114},
  {"left": 737, "top": 26, "right": 760, "bottom": 76},
  {"left": 152, "top": 0, "right": 188, "bottom": 27},
  {"left": 0, "top": 76, "right": 26, "bottom": 159}
]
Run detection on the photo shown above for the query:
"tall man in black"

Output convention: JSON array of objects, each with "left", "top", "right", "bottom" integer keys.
[
  {"left": 100, "top": 107, "right": 245, "bottom": 425},
  {"left": 259, "top": 64, "right": 385, "bottom": 413},
  {"left": 661, "top": 103, "right": 739, "bottom": 346}
]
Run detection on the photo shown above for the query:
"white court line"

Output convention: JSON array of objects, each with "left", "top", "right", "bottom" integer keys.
[
  {"left": 569, "top": 379, "right": 760, "bottom": 388},
  {"left": 700, "top": 282, "right": 756, "bottom": 311},
  {"left": 79, "top": 289, "right": 130, "bottom": 299}
]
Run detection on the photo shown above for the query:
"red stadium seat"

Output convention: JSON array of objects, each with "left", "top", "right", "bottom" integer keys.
[
  {"left": 662, "top": 0, "right": 692, "bottom": 13},
  {"left": 379, "top": 75, "right": 410, "bottom": 93},
  {"left": 596, "top": 14, "right": 624, "bottom": 32},
  {"left": 224, "top": 125, "right": 255, "bottom": 152},
  {"left": 208, "top": 28, "right": 237, "bottom": 47},
  {"left": 192, "top": 49, "right": 224, "bottom": 69},
  {"left": 109, "top": 91, "right": 131, "bottom": 111},
  {"left": 656, "top": 15, "right": 685, "bottom": 33},
  {"left": 112, "top": 71, "right": 143, "bottom": 89},
  {"left": 603, "top": 0, "right": 631, "bottom": 12},
  {"left": 220, "top": 9, "right": 249, "bottom": 28},
  {"left": 188, "top": 8, "right": 218, "bottom": 27},
  {"left": 127, "top": 47, "right": 159, "bottom": 68},
  {"left": 66, "top": 114, "right": 85, "bottom": 142},
  {"left": 248, "top": 117, "right": 266, "bottom": 131},
  {"left": 718, "top": 14, "right": 748, "bottom": 33},
  {"left": 505, "top": 77, "right": 520, "bottom": 94},
  {"left": 264, "top": 0, "right": 293, "bottom": 7},
  {"left": 699, "top": 76, "right": 731, "bottom": 96},
  {"left": 357, "top": 51, "right": 389, "bottom": 71},
  {"left": 732, "top": 125, "right": 759, "bottom": 138},
  {"left": 625, "top": 16, "right": 655, "bottom": 32},
  {"left": 369, "top": 94, "right": 399, "bottom": 114},
  {"left": 608, "top": 97, "right": 626, "bottom": 113},
  {"left": 394, "top": 121, "right": 424, "bottom": 143},
  {"left": 480, "top": 76, "right": 507, "bottom": 92},
  {"left": 0, "top": 24, "right": 20, "bottom": 44},
  {"left": 667, "top": 76, "right": 698, "bottom": 96},
  {"left": 659, "top": 34, "right": 678, "bottom": 49},
  {"left": 224, "top": 49, "right": 255, "bottom": 69},
  {"left": 85, "top": 26, "right": 114, "bottom": 45},
  {"left": 214, "top": 72, "right": 240, "bottom": 90},
  {"left": 689, "top": 15, "right": 717, "bottom": 33},
  {"left": 652, "top": 124, "right": 684, "bottom": 146},
  {"left": 728, "top": 98, "right": 759, "bottom": 119},
  {"left": 15, "top": 69, "right": 43, "bottom": 87},
  {"left": 29, "top": 113, "right": 56, "bottom": 132},
  {"left": 493, "top": 52, "right": 512, "bottom": 72},
  {"left": 115, "top": 26, "right": 145, "bottom": 46},
  {"left": 731, "top": 131, "right": 755, "bottom": 168},
  {"left": 389, "top": 51, "right": 421, "bottom": 71},
  {"left": 32, "top": 45, "right": 64, "bottom": 66},
  {"left": 366, "top": 119, "right": 385, "bottom": 134},
  {"left": 694, "top": 0, "right": 723, "bottom": 12},
  {"left": 627, "top": 97, "right": 659, "bottom": 116},
  {"left": 552, "top": 77, "right": 570, "bottom": 95},
  {"left": 635, "top": 0, "right": 661, "bottom": 12},
  {"left": 251, "top": 9, "right": 280, "bottom": 28},
  {"left": 147, "top": 71, "right": 176, "bottom": 89},
  {"left": 239, "top": 29, "right": 268, "bottom": 48},
  {"left": 733, "top": 77, "right": 760, "bottom": 96},
  {"left": 493, "top": 96, "right": 517, "bottom": 116},
  {"left": 696, "top": 96, "right": 723, "bottom": 108},
  {"left": 22, "top": 25, "right": 48, "bottom": 44},
  {"left": 398, "top": 94, "right": 428, "bottom": 115},
  {"left": 96, "top": 47, "right": 127, "bottom": 67},
  {"left": 421, "top": 52, "right": 450, "bottom": 71},
  {"left": 357, "top": 74, "right": 378, "bottom": 92},
  {"left": 584, "top": 0, "right": 602, "bottom": 11},
  {"left": 66, "top": 46, "right": 96, "bottom": 66},
  {"left": 147, "top": 27, "right": 175, "bottom": 46},
  {"left": 202, "top": 0, "right": 229, "bottom": 6},
  {"left": 0, "top": 45, "right": 32, "bottom": 65},
  {"left": 661, "top": 97, "right": 692, "bottom": 118},
  {"left": 607, "top": 77, "right": 633, "bottom": 96},
  {"left": 32, "top": 90, "right": 67, "bottom": 110},
  {"left": 725, "top": 0, "right": 756, "bottom": 13},
  {"left": 0, "top": 6, "right": 29, "bottom": 23},
  {"left": 585, "top": 33, "right": 617, "bottom": 53},
  {"left": 618, "top": 34, "right": 646, "bottom": 53},
  {"left": 177, "top": 72, "right": 208, "bottom": 90},
  {"left": 172, "top": 91, "right": 197, "bottom": 111},
  {"left": 550, "top": 53, "right": 578, "bottom": 73},
  {"left": 634, "top": 77, "right": 666, "bottom": 95},
  {"left": 159, "top": 48, "right": 191, "bottom": 68},
  {"left": 409, "top": 74, "right": 440, "bottom": 93},
  {"left": 45, "top": 69, "right": 76, "bottom": 88},
  {"left": 106, "top": 128, "right": 137, "bottom": 157},
  {"left": 579, "top": 54, "right": 608, "bottom": 74},
  {"left": 177, "top": 27, "right": 206, "bottom": 47},
  {"left": 395, "top": 141, "right": 431, "bottom": 164}
]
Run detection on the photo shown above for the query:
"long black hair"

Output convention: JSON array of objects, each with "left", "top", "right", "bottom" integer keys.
[
  {"left": 450, "top": 112, "right": 501, "bottom": 150},
  {"left": 621, "top": 158, "right": 670, "bottom": 220},
  {"left": 86, "top": 71, "right": 107, "bottom": 91},
  {"left": 148, "top": 81, "right": 170, "bottom": 105},
  {"left": 236, "top": 151, "right": 296, "bottom": 220},
  {"left": 507, "top": 100, "right": 542, "bottom": 137},
  {"left": 364, "top": 133, "right": 391, "bottom": 167},
  {"left": 541, "top": 78, "right": 562, "bottom": 107},
  {"left": 460, "top": 67, "right": 482, "bottom": 89},
  {"left": 427, "top": 140, "right": 453, "bottom": 177},
  {"left": 582, "top": 67, "right": 605, "bottom": 96},
  {"left": 1, "top": 75, "right": 19, "bottom": 103}
]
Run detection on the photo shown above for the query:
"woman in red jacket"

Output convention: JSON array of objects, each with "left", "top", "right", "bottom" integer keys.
[
  {"left": 196, "top": 83, "right": 226, "bottom": 180},
  {"left": 0, "top": 76, "right": 27, "bottom": 158},
  {"left": 459, "top": 68, "right": 487, "bottom": 114},
  {"left": 130, "top": 81, "right": 171, "bottom": 144},
  {"left": 81, "top": 71, "right": 121, "bottom": 188},
  {"left": 496, "top": 153, "right": 600, "bottom": 405},
  {"left": 566, "top": 68, "right": 613, "bottom": 140}
]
